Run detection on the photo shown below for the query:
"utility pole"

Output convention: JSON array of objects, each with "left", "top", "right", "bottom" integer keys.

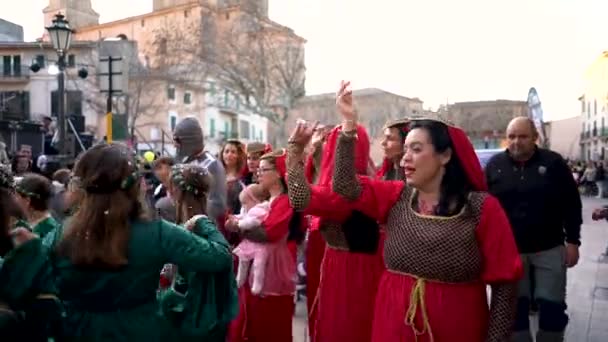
[{"left": 99, "top": 56, "right": 124, "bottom": 143}]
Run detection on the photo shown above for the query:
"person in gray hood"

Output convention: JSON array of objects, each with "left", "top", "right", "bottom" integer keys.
[{"left": 173, "top": 117, "right": 227, "bottom": 223}]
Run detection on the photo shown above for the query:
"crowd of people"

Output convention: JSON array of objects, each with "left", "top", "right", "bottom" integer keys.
[{"left": 0, "top": 81, "right": 585, "bottom": 342}]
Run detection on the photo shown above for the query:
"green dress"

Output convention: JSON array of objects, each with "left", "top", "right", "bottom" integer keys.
[
  {"left": 0, "top": 237, "right": 59, "bottom": 341},
  {"left": 159, "top": 216, "right": 239, "bottom": 341},
  {"left": 53, "top": 218, "right": 233, "bottom": 342},
  {"left": 32, "top": 216, "right": 61, "bottom": 241}
]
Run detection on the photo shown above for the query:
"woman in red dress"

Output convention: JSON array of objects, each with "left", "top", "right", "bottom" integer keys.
[
  {"left": 226, "top": 149, "right": 302, "bottom": 342},
  {"left": 326, "top": 81, "right": 523, "bottom": 341},
  {"left": 286, "top": 122, "right": 384, "bottom": 342}
]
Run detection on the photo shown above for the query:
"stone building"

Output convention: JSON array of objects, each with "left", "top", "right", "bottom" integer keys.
[
  {"left": 445, "top": 100, "right": 528, "bottom": 149},
  {"left": 41, "top": 0, "right": 304, "bottom": 154},
  {"left": 289, "top": 88, "right": 424, "bottom": 162}
]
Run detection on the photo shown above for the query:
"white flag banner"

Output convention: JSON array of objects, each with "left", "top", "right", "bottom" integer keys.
[{"left": 527, "top": 87, "right": 547, "bottom": 147}]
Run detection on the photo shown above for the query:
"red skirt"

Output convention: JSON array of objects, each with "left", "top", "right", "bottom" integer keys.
[
  {"left": 228, "top": 285, "right": 295, "bottom": 342},
  {"left": 313, "top": 244, "right": 384, "bottom": 342},
  {"left": 371, "top": 271, "right": 489, "bottom": 342},
  {"left": 306, "top": 229, "right": 325, "bottom": 341}
]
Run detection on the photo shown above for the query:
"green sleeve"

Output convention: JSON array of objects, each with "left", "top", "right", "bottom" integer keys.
[
  {"left": 160, "top": 219, "right": 232, "bottom": 273},
  {"left": 0, "top": 239, "right": 50, "bottom": 304}
]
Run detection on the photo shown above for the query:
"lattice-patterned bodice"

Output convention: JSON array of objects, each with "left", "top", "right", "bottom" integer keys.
[{"left": 384, "top": 186, "right": 487, "bottom": 283}]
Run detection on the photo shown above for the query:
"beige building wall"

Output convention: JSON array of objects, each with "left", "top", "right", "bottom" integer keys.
[
  {"left": 579, "top": 51, "right": 608, "bottom": 161},
  {"left": 545, "top": 116, "right": 581, "bottom": 160},
  {"left": 0, "top": 42, "right": 104, "bottom": 135}
]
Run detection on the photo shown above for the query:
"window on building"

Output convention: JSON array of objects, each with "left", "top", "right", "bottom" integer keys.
[
  {"left": 0, "top": 91, "right": 30, "bottom": 120},
  {"left": 12, "top": 55, "right": 21, "bottom": 76},
  {"left": 170, "top": 116, "right": 177, "bottom": 131},
  {"left": 67, "top": 54, "right": 76, "bottom": 68},
  {"left": 581, "top": 100, "right": 585, "bottom": 113},
  {"left": 167, "top": 86, "right": 175, "bottom": 100},
  {"left": 184, "top": 92, "right": 192, "bottom": 104},
  {"left": 209, "top": 118, "right": 216, "bottom": 137},
  {"left": 224, "top": 90, "right": 230, "bottom": 107},
  {"left": 594, "top": 100, "right": 598, "bottom": 115},
  {"left": 240, "top": 120, "right": 250, "bottom": 139},
  {"left": 224, "top": 121, "right": 229, "bottom": 138},
  {"left": 208, "top": 82, "right": 216, "bottom": 96},
  {"left": 159, "top": 39, "right": 167, "bottom": 54},
  {"left": 587, "top": 102, "right": 591, "bottom": 115},
  {"left": 141, "top": 20, "right": 145, "bottom": 27},
  {"left": 184, "top": 10, "right": 190, "bottom": 18},
  {"left": 2, "top": 56, "right": 10, "bottom": 76},
  {"left": 35, "top": 55, "right": 45, "bottom": 68}
]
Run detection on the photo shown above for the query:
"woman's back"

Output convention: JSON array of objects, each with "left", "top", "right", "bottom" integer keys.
[{"left": 54, "top": 218, "right": 232, "bottom": 341}]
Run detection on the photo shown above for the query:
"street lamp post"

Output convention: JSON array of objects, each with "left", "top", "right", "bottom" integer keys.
[{"left": 46, "top": 13, "right": 73, "bottom": 160}]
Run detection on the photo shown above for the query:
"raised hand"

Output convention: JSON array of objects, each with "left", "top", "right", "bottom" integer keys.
[
  {"left": 288, "top": 119, "right": 319, "bottom": 147},
  {"left": 336, "top": 80, "right": 356, "bottom": 121},
  {"left": 311, "top": 124, "right": 329, "bottom": 148}
]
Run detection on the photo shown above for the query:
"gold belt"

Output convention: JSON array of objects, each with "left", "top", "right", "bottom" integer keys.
[{"left": 387, "top": 270, "right": 435, "bottom": 342}]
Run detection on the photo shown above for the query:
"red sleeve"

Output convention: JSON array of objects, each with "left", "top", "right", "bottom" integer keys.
[
  {"left": 304, "top": 185, "right": 355, "bottom": 222},
  {"left": 476, "top": 195, "right": 523, "bottom": 283},
  {"left": 352, "top": 176, "right": 404, "bottom": 224},
  {"left": 262, "top": 194, "right": 293, "bottom": 242}
]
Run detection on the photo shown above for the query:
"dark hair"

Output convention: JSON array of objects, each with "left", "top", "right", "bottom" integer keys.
[
  {"left": 408, "top": 120, "right": 472, "bottom": 216},
  {"left": 16, "top": 173, "right": 53, "bottom": 211},
  {"left": 220, "top": 140, "right": 246, "bottom": 174},
  {"left": 170, "top": 164, "right": 211, "bottom": 224},
  {"left": 53, "top": 168, "right": 71, "bottom": 187},
  {"left": 57, "top": 143, "right": 150, "bottom": 269}
]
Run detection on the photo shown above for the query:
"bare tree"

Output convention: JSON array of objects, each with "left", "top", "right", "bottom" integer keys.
[{"left": 152, "top": 8, "right": 306, "bottom": 145}]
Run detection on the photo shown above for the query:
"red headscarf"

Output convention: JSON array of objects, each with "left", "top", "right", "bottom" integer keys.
[
  {"left": 447, "top": 126, "right": 487, "bottom": 191},
  {"left": 317, "top": 124, "right": 371, "bottom": 187}
]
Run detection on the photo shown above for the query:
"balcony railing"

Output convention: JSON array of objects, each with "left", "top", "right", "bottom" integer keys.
[
  {"left": 0, "top": 64, "right": 30, "bottom": 80},
  {"left": 0, "top": 65, "right": 30, "bottom": 82}
]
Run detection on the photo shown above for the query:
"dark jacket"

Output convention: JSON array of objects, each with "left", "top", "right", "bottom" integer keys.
[{"left": 485, "top": 148, "right": 582, "bottom": 253}]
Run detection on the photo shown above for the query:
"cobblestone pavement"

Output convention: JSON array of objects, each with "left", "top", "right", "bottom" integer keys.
[{"left": 292, "top": 196, "right": 608, "bottom": 342}]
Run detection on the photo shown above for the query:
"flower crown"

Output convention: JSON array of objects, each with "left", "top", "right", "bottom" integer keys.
[{"left": 170, "top": 164, "right": 209, "bottom": 196}]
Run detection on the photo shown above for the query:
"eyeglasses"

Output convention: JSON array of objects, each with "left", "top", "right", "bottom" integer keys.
[{"left": 257, "top": 167, "right": 275, "bottom": 174}]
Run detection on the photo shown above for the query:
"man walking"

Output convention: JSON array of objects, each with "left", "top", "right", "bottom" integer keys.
[{"left": 485, "top": 117, "right": 582, "bottom": 342}]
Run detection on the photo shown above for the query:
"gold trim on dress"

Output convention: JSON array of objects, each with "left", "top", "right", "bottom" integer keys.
[
  {"left": 405, "top": 277, "right": 435, "bottom": 342},
  {"left": 409, "top": 189, "right": 466, "bottom": 220}
]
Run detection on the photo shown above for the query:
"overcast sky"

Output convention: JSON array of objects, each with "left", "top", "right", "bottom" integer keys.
[{"left": 5, "top": 0, "right": 608, "bottom": 120}]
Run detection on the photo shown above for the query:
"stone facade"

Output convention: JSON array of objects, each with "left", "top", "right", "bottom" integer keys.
[
  {"left": 55, "top": 0, "right": 301, "bottom": 152},
  {"left": 445, "top": 100, "right": 528, "bottom": 149},
  {"left": 289, "top": 88, "right": 424, "bottom": 162}
]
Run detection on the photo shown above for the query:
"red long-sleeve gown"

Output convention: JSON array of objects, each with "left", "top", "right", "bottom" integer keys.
[
  {"left": 287, "top": 126, "right": 385, "bottom": 342},
  {"left": 331, "top": 131, "right": 523, "bottom": 342}
]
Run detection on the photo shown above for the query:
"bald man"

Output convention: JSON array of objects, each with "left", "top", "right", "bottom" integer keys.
[{"left": 485, "top": 116, "right": 582, "bottom": 342}]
